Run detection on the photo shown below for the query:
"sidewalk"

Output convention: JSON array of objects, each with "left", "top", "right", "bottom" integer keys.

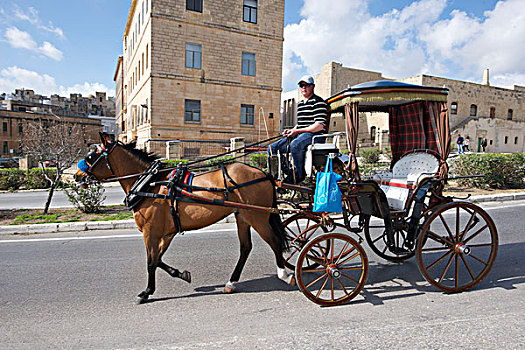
[{"left": 1, "top": 192, "right": 524, "bottom": 236}]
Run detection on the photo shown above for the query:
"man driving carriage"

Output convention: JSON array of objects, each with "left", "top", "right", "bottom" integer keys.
[{"left": 268, "top": 75, "right": 328, "bottom": 184}]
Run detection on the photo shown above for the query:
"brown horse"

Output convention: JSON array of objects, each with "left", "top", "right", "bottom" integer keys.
[{"left": 75, "top": 133, "right": 294, "bottom": 304}]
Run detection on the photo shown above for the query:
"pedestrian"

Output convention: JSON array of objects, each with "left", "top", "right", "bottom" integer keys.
[
  {"left": 481, "top": 137, "right": 488, "bottom": 153},
  {"left": 456, "top": 134, "right": 464, "bottom": 154},
  {"left": 464, "top": 137, "right": 470, "bottom": 152},
  {"left": 268, "top": 75, "right": 328, "bottom": 184}
]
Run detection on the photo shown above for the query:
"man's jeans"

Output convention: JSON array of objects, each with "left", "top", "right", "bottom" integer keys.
[
  {"left": 268, "top": 133, "right": 322, "bottom": 182},
  {"left": 458, "top": 144, "right": 464, "bottom": 154}
]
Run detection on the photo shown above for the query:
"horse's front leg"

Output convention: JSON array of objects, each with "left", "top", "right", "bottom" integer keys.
[
  {"left": 158, "top": 260, "right": 191, "bottom": 283},
  {"left": 137, "top": 261, "right": 156, "bottom": 304}
]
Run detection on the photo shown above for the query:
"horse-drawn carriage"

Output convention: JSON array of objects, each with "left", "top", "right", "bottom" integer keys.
[{"left": 76, "top": 80, "right": 498, "bottom": 307}]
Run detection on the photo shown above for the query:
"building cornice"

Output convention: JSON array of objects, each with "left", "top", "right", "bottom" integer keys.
[{"left": 124, "top": 0, "right": 138, "bottom": 37}]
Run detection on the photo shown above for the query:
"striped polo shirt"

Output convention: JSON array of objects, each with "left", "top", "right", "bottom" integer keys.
[{"left": 296, "top": 94, "right": 328, "bottom": 131}]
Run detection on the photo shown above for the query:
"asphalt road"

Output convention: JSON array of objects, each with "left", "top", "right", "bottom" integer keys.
[
  {"left": 0, "top": 185, "right": 126, "bottom": 209},
  {"left": 0, "top": 200, "right": 524, "bottom": 349}
]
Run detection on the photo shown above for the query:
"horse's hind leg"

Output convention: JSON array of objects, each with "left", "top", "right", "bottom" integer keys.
[{"left": 225, "top": 216, "right": 253, "bottom": 293}]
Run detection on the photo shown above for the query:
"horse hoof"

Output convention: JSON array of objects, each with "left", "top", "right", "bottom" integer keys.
[
  {"left": 136, "top": 296, "right": 148, "bottom": 305},
  {"left": 289, "top": 275, "right": 296, "bottom": 286},
  {"left": 181, "top": 270, "right": 191, "bottom": 283},
  {"left": 224, "top": 282, "right": 235, "bottom": 294}
]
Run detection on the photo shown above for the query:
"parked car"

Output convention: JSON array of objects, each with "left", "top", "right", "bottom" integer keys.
[
  {"left": 41, "top": 159, "right": 57, "bottom": 167},
  {"left": 0, "top": 157, "right": 18, "bottom": 168}
]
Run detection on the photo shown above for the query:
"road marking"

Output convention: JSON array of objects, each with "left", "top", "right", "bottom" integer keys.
[{"left": 0, "top": 228, "right": 235, "bottom": 244}]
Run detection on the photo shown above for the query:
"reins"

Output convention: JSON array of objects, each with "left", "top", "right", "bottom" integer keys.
[{"left": 98, "top": 135, "right": 281, "bottom": 183}]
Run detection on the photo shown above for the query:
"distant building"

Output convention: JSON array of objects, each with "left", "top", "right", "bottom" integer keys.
[
  {"left": 116, "top": 0, "right": 284, "bottom": 155},
  {"left": 0, "top": 110, "right": 102, "bottom": 157},
  {"left": 282, "top": 62, "right": 525, "bottom": 153}
]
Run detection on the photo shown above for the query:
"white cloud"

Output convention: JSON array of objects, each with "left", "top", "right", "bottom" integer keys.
[
  {"left": 0, "top": 66, "right": 115, "bottom": 97},
  {"left": 4, "top": 26, "right": 63, "bottom": 61},
  {"left": 14, "top": 6, "right": 65, "bottom": 39},
  {"left": 5, "top": 27, "right": 37, "bottom": 50},
  {"left": 283, "top": 0, "right": 525, "bottom": 91},
  {"left": 39, "top": 41, "right": 63, "bottom": 61}
]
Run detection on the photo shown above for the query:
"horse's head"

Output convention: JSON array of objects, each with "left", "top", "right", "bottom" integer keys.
[{"left": 75, "top": 132, "right": 116, "bottom": 185}]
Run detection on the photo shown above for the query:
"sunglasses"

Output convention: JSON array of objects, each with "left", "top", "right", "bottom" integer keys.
[{"left": 299, "top": 83, "right": 312, "bottom": 88}]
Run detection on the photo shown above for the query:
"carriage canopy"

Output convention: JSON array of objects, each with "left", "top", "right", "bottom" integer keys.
[{"left": 327, "top": 80, "right": 450, "bottom": 179}]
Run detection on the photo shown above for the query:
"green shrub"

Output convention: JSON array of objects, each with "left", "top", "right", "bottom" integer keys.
[
  {"left": 65, "top": 183, "right": 107, "bottom": 213},
  {"left": 206, "top": 156, "right": 234, "bottom": 167},
  {"left": 360, "top": 148, "right": 382, "bottom": 164},
  {"left": 0, "top": 169, "right": 25, "bottom": 191},
  {"left": 250, "top": 153, "right": 268, "bottom": 171},
  {"left": 162, "top": 159, "right": 189, "bottom": 168},
  {"left": 25, "top": 168, "right": 56, "bottom": 189},
  {"left": 450, "top": 153, "right": 525, "bottom": 189}
]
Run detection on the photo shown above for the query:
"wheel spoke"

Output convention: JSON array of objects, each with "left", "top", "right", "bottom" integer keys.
[
  {"left": 335, "top": 277, "right": 350, "bottom": 297},
  {"left": 454, "top": 254, "right": 459, "bottom": 289},
  {"left": 455, "top": 206, "right": 460, "bottom": 241},
  {"left": 339, "top": 265, "right": 364, "bottom": 271},
  {"left": 426, "top": 229, "right": 454, "bottom": 247},
  {"left": 315, "top": 275, "right": 330, "bottom": 298},
  {"left": 438, "top": 252, "right": 455, "bottom": 283},
  {"left": 426, "top": 250, "right": 453, "bottom": 271},
  {"left": 306, "top": 272, "right": 328, "bottom": 288},
  {"left": 421, "top": 246, "right": 450, "bottom": 252},
  {"left": 439, "top": 213, "right": 455, "bottom": 243},
  {"left": 331, "top": 276, "right": 334, "bottom": 301},
  {"left": 340, "top": 272, "right": 360, "bottom": 284},
  {"left": 467, "top": 252, "right": 489, "bottom": 266},
  {"left": 335, "top": 241, "right": 352, "bottom": 264},
  {"left": 467, "top": 243, "right": 493, "bottom": 248},
  {"left": 460, "top": 253, "right": 476, "bottom": 280},
  {"left": 337, "top": 251, "right": 360, "bottom": 266},
  {"left": 460, "top": 210, "right": 477, "bottom": 241},
  {"left": 463, "top": 224, "right": 489, "bottom": 244},
  {"left": 302, "top": 267, "right": 327, "bottom": 273}
]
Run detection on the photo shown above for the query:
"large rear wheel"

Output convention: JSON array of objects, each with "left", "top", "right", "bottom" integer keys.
[
  {"left": 416, "top": 202, "right": 498, "bottom": 292},
  {"left": 295, "top": 232, "right": 368, "bottom": 306}
]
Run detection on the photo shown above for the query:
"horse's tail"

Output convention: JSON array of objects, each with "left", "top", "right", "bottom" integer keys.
[{"left": 269, "top": 183, "right": 290, "bottom": 252}]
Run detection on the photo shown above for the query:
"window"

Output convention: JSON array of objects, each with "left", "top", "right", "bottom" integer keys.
[
  {"left": 3, "top": 141, "right": 7, "bottom": 154},
  {"left": 146, "top": 44, "right": 149, "bottom": 69},
  {"left": 508, "top": 109, "right": 513, "bottom": 120},
  {"left": 18, "top": 123, "right": 22, "bottom": 134},
  {"left": 241, "top": 104, "right": 255, "bottom": 125},
  {"left": 490, "top": 107, "right": 495, "bottom": 118},
  {"left": 243, "top": 0, "right": 257, "bottom": 23},
  {"left": 186, "top": 0, "right": 202, "bottom": 12},
  {"left": 505, "top": 136, "right": 508, "bottom": 144},
  {"left": 185, "top": 43, "right": 202, "bottom": 69},
  {"left": 515, "top": 137, "right": 519, "bottom": 145},
  {"left": 242, "top": 52, "right": 256, "bottom": 76},
  {"left": 184, "top": 99, "right": 201, "bottom": 122},
  {"left": 470, "top": 104, "right": 477, "bottom": 117},
  {"left": 2, "top": 122, "right": 7, "bottom": 132},
  {"left": 451, "top": 102, "right": 458, "bottom": 115}
]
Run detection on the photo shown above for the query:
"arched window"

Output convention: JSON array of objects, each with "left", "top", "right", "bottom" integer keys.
[
  {"left": 451, "top": 102, "right": 458, "bottom": 115},
  {"left": 508, "top": 109, "right": 513, "bottom": 120},
  {"left": 470, "top": 104, "right": 477, "bottom": 117},
  {"left": 370, "top": 126, "right": 376, "bottom": 141},
  {"left": 490, "top": 107, "right": 495, "bottom": 118}
]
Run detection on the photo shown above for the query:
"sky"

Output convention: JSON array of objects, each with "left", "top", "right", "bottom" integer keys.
[{"left": 0, "top": 0, "right": 524, "bottom": 97}]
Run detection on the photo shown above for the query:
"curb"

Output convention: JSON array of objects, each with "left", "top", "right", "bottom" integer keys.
[{"left": 1, "top": 192, "right": 524, "bottom": 236}]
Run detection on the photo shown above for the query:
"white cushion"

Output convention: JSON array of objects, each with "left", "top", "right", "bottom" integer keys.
[{"left": 392, "top": 152, "right": 439, "bottom": 184}]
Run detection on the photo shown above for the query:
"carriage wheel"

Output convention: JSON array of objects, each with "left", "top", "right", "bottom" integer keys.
[
  {"left": 416, "top": 202, "right": 498, "bottom": 292},
  {"left": 295, "top": 232, "right": 368, "bottom": 306},
  {"left": 364, "top": 216, "right": 415, "bottom": 262},
  {"left": 282, "top": 213, "right": 327, "bottom": 270}
]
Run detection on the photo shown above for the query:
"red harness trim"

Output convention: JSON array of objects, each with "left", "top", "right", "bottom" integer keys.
[{"left": 378, "top": 179, "right": 417, "bottom": 190}]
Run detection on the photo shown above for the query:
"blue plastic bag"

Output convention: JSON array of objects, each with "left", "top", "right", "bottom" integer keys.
[{"left": 313, "top": 156, "right": 343, "bottom": 213}]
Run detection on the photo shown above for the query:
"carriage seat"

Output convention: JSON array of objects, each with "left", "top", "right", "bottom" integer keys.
[
  {"left": 373, "top": 152, "right": 440, "bottom": 210},
  {"left": 305, "top": 132, "right": 344, "bottom": 177}
]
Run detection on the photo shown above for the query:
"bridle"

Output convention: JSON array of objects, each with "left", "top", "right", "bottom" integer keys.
[{"left": 80, "top": 141, "right": 119, "bottom": 182}]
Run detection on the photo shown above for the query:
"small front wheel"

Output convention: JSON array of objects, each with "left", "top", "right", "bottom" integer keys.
[
  {"left": 416, "top": 202, "right": 498, "bottom": 292},
  {"left": 295, "top": 232, "right": 368, "bottom": 306}
]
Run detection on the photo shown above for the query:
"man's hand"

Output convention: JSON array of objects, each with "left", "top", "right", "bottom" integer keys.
[{"left": 282, "top": 128, "right": 297, "bottom": 137}]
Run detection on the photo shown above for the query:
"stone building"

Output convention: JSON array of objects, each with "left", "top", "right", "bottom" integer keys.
[
  {"left": 282, "top": 62, "right": 525, "bottom": 153},
  {"left": 116, "top": 0, "right": 284, "bottom": 155},
  {"left": 0, "top": 110, "right": 102, "bottom": 157}
]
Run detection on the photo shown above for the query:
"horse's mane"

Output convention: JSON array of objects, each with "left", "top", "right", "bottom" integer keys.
[{"left": 120, "top": 141, "right": 159, "bottom": 164}]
